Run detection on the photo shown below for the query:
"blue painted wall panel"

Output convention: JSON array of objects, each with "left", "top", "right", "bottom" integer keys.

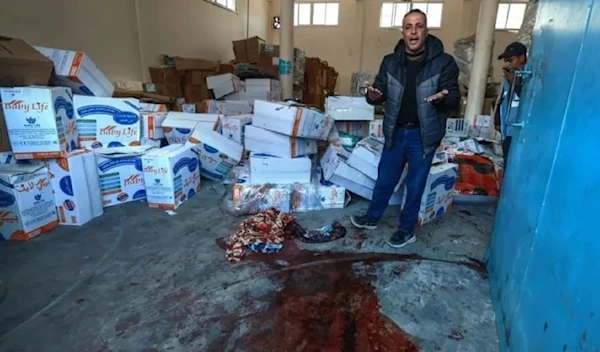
[{"left": 488, "top": 0, "right": 599, "bottom": 350}]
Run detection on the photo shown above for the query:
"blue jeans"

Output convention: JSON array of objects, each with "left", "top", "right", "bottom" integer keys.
[{"left": 367, "top": 128, "right": 435, "bottom": 233}]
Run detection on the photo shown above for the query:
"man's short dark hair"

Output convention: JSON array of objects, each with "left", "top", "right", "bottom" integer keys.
[{"left": 403, "top": 9, "right": 428, "bottom": 26}]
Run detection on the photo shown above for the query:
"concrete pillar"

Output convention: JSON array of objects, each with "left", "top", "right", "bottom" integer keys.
[
  {"left": 280, "top": 0, "right": 294, "bottom": 100},
  {"left": 464, "top": 0, "right": 500, "bottom": 124}
]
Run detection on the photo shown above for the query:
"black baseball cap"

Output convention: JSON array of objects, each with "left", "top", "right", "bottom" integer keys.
[{"left": 498, "top": 42, "right": 527, "bottom": 60}]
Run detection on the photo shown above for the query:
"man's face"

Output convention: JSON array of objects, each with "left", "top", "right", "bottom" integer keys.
[
  {"left": 402, "top": 12, "right": 428, "bottom": 54},
  {"left": 503, "top": 55, "right": 526, "bottom": 72}
]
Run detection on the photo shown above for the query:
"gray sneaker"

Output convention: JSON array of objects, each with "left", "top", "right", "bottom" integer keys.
[
  {"left": 350, "top": 215, "right": 378, "bottom": 230},
  {"left": 388, "top": 231, "right": 416, "bottom": 248}
]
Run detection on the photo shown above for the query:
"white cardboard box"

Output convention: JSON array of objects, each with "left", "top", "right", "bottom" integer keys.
[
  {"left": 326, "top": 96, "right": 375, "bottom": 121},
  {"left": 162, "top": 112, "right": 222, "bottom": 145},
  {"left": 140, "top": 103, "right": 168, "bottom": 112},
  {"left": 253, "top": 100, "right": 333, "bottom": 140},
  {"left": 45, "top": 150, "right": 103, "bottom": 226},
  {"left": 320, "top": 144, "right": 402, "bottom": 204},
  {"left": 186, "top": 128, "right": 243, "bottom": 181},
  {"left": 222, "top": 115, "right": 253, "bottom": 144},
  {"left": 141, "top": 112, "right": 167, "bottom": 140},
  {"left": 93, "top": 146, "right": 154, "bottom": 207},
  {"left": 34, "top": 46, "right": 114, "bottom": 97},
  {"left": 203, "top": 100, "right": 253, "bottom": 116},
  {"left": 142, "top": 144, "right": 201, "bottom": 210},
  {"left": 232, "top": 164, "right": 292, "bottom": 214},
  {"left": 347, "top": 137, "right": 384, "bottom": 180},
  {"left": 369, "top": 120, "right": 384, "bottom": 141},
  {"left": 74, "top": 95, "right": 141, "bottom": 149},
  {"left": 0, "top": 164, "right": 58, "bottom": 241},
  {"left": 446, "top": 118, "right": 469, "bottom": 138},
  {"left": 245, "top": 79, "right": 282, "bottom": 101},
  {"left": 402, "top": 162, "right": 458, "bottom": 226},
  {"left": 335, "top": 121, "right": 370, "bottom": 138},
  {"left": 0, "top": 87, "right": 78, "bottom": 159},
  {"left": 249, "top": 153, "right": 312, "bottom": 184},
  {"left": 470, "top": 115, "right": 493, "bottom": 139},
  {"left": 291, "top": 181, "right": 346, "bottom": 212},
  {"left": 206, "top": 73, "right": 242, "bottom": 99},
  {"left": 244, "top": 125, "right": 317, "bottom": 158}
]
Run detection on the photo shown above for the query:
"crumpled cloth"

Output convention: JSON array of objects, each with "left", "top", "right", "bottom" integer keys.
[{"left": 226, "top": 208, "right": 304, "bottom": 263}]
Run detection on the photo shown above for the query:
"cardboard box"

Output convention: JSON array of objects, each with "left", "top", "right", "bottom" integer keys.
[
  {"left": 470, "top": 115, "right": 493, "bottom": 139},
  {"left": 222, "top": 115, "right": 252, "bottom": 144},
  {"left": 249, "top": 153, "right": 311, "bottom": 184},
  {"left": 245, "top": 78, "right": 282, "bottom": 101},
  {"left": 253, "top": 100, "right": 333, "bottom": 140},
  {"left": 141, "top": 137, "right": 162, "bottom": 148},
  {"left": 141, "top": 112, "right": 167, "bottom": 140},
  {"left": 45, "top": 150, "right": 103, "bottom": 226},
  {"left": 93, "top": 146, "right": 154, "bottom": 207},
  {"left": 0, "top": 87, "right": 78, "bottom": 159},
  {"left": 173, "top": 57, "right": 219, "bottom": 72},
  {"left": 140, "top": 103, "right": 168, "bottom": 112},
  {"left": 291, "top": 181, "right": 346, "bottom": 212},
  {"left": 206, "top": 73, "right": 242, "bottom": 99},
  {"left": 244, "top": 125, "right": 317, "bottom": 158},
  {"left": 326, "top": 96, "right": 375, "bottom": 121},
  {"left": 446, "top": 118, "right": 469, "bottom": 138},
  {"left": 155, "top": 83, "right": 183, "bottom": 98},
  {"left": 183, "top": 84, "right": 211, "bottom": 103},
  {"left": 162, "top": 112, "right": 222, "bottom": 145},
  {"left": 347, "top": 137, "right": 384, "bottom": 180},
  {"left": 149, "top": 66, "right": 181, "bottom": 84},
  {"left": 336, "top": 121, "right": 370, "bottom": 138},
  {"left": 0, "top": 164, "right": 58, "bottom": 241},
  {"left": 369, "top": 120, "right": 384, "bottom": 141},
  {"left": 173, "top": 103, "right": 202, "bottom": 113},
  {"left": 0, "top": 37, "right": 53, "bottom": 87},
  {"left": 201, "top": 100, "right": 253, "bottom": 115},
  {"left": 186, "top": 128, "right": 243, "bottom": 181},
  {"left": 320, "top": 144, "right": 402, "bottom": 204},
  {"left": 142, "top": 144, "right": 201, "bottom": 210},
  {"left": 233, "top": 36, "right": 265, "bottom": 63},
  {"left": 183, "top": 70, "right": 213, "bottom": 85},
  {"left": 232, "top": 163, "right": 292, "bottom": 214},
  {"left": 401, "top": 163, "right": 458, "bottom": 226},
  {"left": 0, "top": 108, "right": 12, "bottom": 152},
  {"left": 74, "top": 95, "right": 141, "bottom": 149},
  {"left": 35, "top": 46, "right": 114, "bottom": 97}
]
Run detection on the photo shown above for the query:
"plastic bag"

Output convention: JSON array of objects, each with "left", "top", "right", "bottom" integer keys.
[{"left": 297, "top": 221, "right": 347, "bottom": 243}]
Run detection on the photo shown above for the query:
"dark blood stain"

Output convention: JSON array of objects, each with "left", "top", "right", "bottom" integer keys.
[
  {"left": 76, "top": 298, "right": 85, "bottom": 304},
  {"left": 543, "top": 322, "right": 548, "bottom": 332},
  {"left": 115, "top": 312, "right": 141, "bottom": 335}
]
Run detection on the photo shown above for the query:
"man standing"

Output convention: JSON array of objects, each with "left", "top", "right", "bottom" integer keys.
[
  {"left": 351, "top": 9, "right": 460, "bottom": 248},
  {"left": 495, "top": 42, "right": 527, "bottom": 167}
]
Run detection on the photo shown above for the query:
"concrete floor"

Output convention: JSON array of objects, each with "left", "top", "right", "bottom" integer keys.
[{"left": 0, "top": 181, "right": 499, "bottom": 352}]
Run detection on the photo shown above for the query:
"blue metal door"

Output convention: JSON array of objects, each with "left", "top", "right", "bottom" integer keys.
[{"left": 487, "top": 0, "right": 600, "bottom": 350}]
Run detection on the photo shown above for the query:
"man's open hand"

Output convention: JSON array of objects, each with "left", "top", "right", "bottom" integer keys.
[
  {"left": 365, "top": 81, "right": 383, "bottom": 101},
  {"left": 425, "top": 89, "right": 449, "bottom": 103}
]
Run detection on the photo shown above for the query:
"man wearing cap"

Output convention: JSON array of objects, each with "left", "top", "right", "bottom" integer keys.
[
  {"left": 350, "top": 9, "right": 460, "bottom": 248},
  {"left": 495, "top": 42, "right": 527, "bottom": 167}
]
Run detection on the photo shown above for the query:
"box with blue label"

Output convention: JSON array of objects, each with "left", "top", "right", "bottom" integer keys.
[
  {"left": 186, "top": 128, "right": 243, "bottom": 181},
  {"left": 45, "top": 150, "right": 103, "bottom": 226},
  {"left": 0, "top": 87, "right": 78, "bottom": 159},
  {"left": 0, "top": 164, "right": 58, "bottom": 241},
  {"left": 142, "top": 144, "right": 201, "bottom": 210},
  {"left": 401, "top": 162, "right": 458, "bottom": 226},
  {"left": 74, "top": 96, "right": 141, "bottom": 149},
  {"left": 253, "top": 100, "right": 333, "bottom": 140},
  {"left": 93, "top": 146, "right": 154, "bottom": 207}
]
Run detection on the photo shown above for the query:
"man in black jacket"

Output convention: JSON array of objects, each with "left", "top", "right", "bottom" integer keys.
[{"left": 351, "top": 9, "right": 460, "bottom": 248}]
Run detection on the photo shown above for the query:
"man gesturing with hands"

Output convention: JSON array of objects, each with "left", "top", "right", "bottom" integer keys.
[{"left": 351, "top": 9, "right": 460, "bottom": 248}]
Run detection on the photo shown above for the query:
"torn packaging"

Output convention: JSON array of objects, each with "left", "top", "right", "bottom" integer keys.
[{"left": 161, "top": 112, "right": 222, "bottom": 145}]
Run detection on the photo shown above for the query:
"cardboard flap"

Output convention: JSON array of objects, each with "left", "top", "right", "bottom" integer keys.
[{"left": 92, "top": 145, "right": 154, "bottom": 158}]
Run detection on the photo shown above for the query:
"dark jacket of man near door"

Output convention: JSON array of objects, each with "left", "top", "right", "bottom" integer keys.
[{"left": 351, "top": 9, "right": 460, "bottom": 248}]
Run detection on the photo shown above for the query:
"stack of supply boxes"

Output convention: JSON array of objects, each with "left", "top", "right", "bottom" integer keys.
[
  {"left": 228, "top": 100, "right": 346, "bottom": 214},
  {"left": 325, "top": 96, "right": 380, "bottom": 151}
]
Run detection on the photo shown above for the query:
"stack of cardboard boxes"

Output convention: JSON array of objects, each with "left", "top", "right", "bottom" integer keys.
[{"left": 304, "top": 58, "right": 338, "bottom": 110}]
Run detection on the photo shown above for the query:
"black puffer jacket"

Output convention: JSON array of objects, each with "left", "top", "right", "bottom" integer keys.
[{"left": 367, "top": 35, "right": 460, "bottom": 155}]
